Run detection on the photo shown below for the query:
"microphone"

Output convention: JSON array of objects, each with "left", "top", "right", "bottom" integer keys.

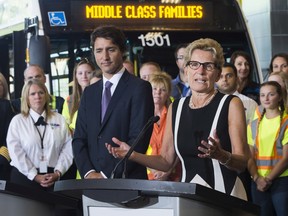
[{"left": 110, "top": 115, "right": 160, "bottom": 179}]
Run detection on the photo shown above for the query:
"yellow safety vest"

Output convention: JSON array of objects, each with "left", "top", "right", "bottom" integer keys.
[
  {"left": 250, "top": 115, "right": 288, "bottom": 172},
  {"left": 49, "top": 95, "right": 57, "bottom": 111}
]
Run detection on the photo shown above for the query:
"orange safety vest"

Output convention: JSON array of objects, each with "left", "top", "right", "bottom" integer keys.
[{"left": 254, "top": 105, "right": 263, "bottom": 119}]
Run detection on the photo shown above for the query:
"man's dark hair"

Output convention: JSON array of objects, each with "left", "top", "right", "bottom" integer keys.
[
  {"left": 223, "top": 62, "right": 237, "bottom": 76},
  {"left": 90, "top": 25, "right": 127, "bottom": 55},
  {"left": 174, "top": 43, "right": 188, "bottom": 59}
]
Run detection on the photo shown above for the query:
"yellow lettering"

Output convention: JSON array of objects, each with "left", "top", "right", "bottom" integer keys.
[
  {"left": 170, "top": 6, "right": 178, "bottom": 18},
  {"left": 157, "top": 5, "right": 203, "bottom": 19},
  {"left": 86, "top": 6, "right": 93, "bottom": 18},
  {"left": 159, "top": 6, "right": 164, "bottom": 18},
  {"left": 143, "top": 6, "right": 150, "bottom": 18},
  {"left": 196, "top": 6, "right": 203, "bottom": 18},
  {"left": 125, "top": 6, "right": 132, "bottom": 18},
  {"left": 85, "top": 5, "right": 122, "bottom": 19},
  {"left": 136, "top": 6, "right": 144, "bottom": 18},
  {"left": 125, "top": 5, "right": 156, "bottom": 18},
  {"left": 164, "top": 6, "right": 171, "bottom": 18},
  {"left": 150, "top": 6, "right": 157, "bottom": 18},
  {"left": 86, "top": 4, "right": 203, "bottom": 20}
]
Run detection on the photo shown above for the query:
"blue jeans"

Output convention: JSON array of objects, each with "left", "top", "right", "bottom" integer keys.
[{"left": 251, "top": 176, "right": 288, "bottom": 216}]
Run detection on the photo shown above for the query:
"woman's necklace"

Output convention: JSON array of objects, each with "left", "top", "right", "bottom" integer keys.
[{"left": 189, "top": 89, "right": 218, "bottom": 109}]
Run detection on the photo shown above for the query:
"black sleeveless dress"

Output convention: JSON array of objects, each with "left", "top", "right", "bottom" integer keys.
[{"left": 172, "top": 92, "right": 247, "bottom": 200}]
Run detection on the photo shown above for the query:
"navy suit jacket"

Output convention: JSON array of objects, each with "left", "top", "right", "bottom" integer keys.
[{"left": 73, "top": 71, "right": 154, "bottom": 179}]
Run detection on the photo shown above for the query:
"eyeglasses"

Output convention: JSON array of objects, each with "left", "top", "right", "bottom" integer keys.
[{"left": 186, "top": 61, "right": 217, "bottom": 71}]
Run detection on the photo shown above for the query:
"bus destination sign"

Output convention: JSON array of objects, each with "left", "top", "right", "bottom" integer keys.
[
  {"left": 85, "top": 5, "right": 204, "bottom": 19},
  {"left": 70, "top": 1, "right": 213, "bottom": 30}
]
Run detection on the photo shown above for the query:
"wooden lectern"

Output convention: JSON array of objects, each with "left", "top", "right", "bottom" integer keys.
[{"left": 54, "top": 179, "right": 260, "bottom": 216}]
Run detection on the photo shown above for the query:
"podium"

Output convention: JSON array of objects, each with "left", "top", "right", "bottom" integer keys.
[
  {"left": 54, "top": 179, "right": 260, "bottom": 216},
  {"left": 0, "top": 180, "right": 80, "bottom": 216}
]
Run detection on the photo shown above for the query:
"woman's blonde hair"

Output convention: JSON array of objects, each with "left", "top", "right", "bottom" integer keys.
[
  {"left": 21, "top": 79, "right": 52, "bottom": 118},
  {"left": 0, "top": 72, "right": 10, "bottom": 99},
  {"left": 184, "top": 38, "right": 225, "bottom": 71},
  {"left": 149, "top": 72, "right": 172, "bottom": 107}
]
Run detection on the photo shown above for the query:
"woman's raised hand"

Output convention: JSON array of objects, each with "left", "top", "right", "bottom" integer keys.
[{"left": 106, "top": 137, "right": 131, "bottom": 159}]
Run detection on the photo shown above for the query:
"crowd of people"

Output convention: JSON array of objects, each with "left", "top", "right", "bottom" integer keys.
[{"left": 1, "top": 25, "right": 288, "bottom": 216}]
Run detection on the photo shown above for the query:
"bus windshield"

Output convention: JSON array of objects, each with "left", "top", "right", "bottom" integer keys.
[{"left": 36, "top": 0, "right": 261, "bottom": 97}]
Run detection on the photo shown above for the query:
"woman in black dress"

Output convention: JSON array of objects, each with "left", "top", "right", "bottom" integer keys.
[{"left": 106, "top": 38, "right": 249, "bottom": 200}]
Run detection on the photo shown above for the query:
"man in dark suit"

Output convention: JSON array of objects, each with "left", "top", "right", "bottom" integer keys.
[
  {"left": 0, "top": 99, "right": 14, "bottom": 180},
  {"left": 73, "top": 26, "right": 154, "bottom": 179}
]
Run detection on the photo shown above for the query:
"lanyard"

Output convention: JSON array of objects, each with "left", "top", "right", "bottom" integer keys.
[{"left": 30, "top": 115, "right": 47, "bottom": 150}]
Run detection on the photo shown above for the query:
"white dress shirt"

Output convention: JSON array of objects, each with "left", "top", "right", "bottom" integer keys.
[
  {"left": 102, "top": 67, "right": 125, "bottom": 96},
  {"left": 7, "top": 109, "right": 73, "bottom": 180},
  {"left": 233, "top": 91, "right": 258, "bottom": 125}
]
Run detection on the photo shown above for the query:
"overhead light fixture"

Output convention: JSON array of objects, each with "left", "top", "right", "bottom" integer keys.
[{"left": 50, "top": 53, "right": 59, "bottom": 58}]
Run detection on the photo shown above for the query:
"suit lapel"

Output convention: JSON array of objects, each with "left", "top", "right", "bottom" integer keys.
[{"left": 93, "top": 82, "right": 104, "bottom": 134}]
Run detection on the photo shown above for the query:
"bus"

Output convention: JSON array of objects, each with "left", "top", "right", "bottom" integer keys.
[{"left": 0, "top": 0, "right": 262, "bottom": 99}]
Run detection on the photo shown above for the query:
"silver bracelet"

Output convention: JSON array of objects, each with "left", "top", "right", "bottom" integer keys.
[{"left": 219, "top": 151, "right": 232, "bottom": 166}]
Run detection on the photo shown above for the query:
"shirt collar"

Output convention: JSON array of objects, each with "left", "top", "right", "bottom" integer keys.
[
  {"left": 175, "top": 74, "right": 189, "bottom": 87},
  {"left": 233, "top": 90, "right": 240, "bottom": 96},
  {"left": 102, "top": 67, "right": 125, "bottom": 91},
  {"left": 29, "top": 109, "right": 46, "bottom": 122}
]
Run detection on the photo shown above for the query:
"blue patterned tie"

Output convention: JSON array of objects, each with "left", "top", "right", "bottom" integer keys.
[{"left": 101, "top": 81, "right": 113, "bottom": 121}]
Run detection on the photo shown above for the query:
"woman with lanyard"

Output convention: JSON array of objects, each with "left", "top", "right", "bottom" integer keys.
[{"left": 7, "top": 79, "right": 73, "bottom": 190}]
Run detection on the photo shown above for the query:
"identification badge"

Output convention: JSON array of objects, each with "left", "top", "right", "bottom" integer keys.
[{"left": 39, "top": 160, "right": 48, "bottom": 173}]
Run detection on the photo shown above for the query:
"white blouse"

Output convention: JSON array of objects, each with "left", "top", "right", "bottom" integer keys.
[{"left": 7, "top": 109, "right": 73, "bottom": 180}]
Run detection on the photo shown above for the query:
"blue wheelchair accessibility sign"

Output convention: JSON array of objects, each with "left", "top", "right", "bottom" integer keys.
[{"left": 48, "top": 11, "right": 67, "bottom": 26}]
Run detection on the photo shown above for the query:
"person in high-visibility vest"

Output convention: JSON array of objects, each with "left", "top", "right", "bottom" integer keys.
[
  {"left": 253, "top": 70, "right": 288, "bottom": 121},
  {"left": 247, "top": 81, "right": 288, "bottom": 216}
]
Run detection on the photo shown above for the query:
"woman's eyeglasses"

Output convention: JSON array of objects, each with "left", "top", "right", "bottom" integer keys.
[{"left": 186, "top": 61, "right": 217, "bottom": 71}]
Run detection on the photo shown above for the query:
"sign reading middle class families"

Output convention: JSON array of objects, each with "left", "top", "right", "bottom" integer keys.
[
  {"left": 69, "top": 1, "right": 213, "bottom": 31},
  {"left": 85, "top": 5, "right": 204, "bottom": 19}
]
